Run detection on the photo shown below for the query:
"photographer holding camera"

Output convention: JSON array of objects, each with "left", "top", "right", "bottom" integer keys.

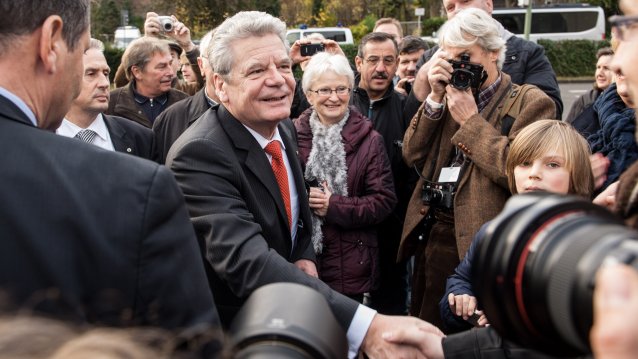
[{"left": 399, "top": 8, "right": 555, "bottom": 328}]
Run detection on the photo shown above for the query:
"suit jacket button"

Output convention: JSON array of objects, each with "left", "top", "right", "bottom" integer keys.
[
  {"left": 420, "top": 207, "right": 426, "bottom": 215},
  {"left": 126, "top": 148, "right": 132, "bottom": 153}
]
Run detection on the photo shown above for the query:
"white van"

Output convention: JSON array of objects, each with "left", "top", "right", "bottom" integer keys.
[
  {"left": 492, "top": 5, "right": 605, "bottom": 42},
  {"left": 114, "top": 26, "right": 141, "bottom": 49},
  {"left": 286, "top": 27, "right": 354, "bottom": 45}
]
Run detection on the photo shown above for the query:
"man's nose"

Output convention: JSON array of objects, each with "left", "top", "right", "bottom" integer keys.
[
  {"left": 374, "top": 61, "right": 388, "bottom": 72},
  {"left": 265, "top": 66, "right": 286, "bottom": 86},
  {"left": 97, "top": 72, "right": 110, "bottom": 88}
]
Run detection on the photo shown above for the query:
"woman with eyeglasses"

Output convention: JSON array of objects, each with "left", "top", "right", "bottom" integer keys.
[{"left": 293, "top": 52, "right": 397, "bottom": 303}]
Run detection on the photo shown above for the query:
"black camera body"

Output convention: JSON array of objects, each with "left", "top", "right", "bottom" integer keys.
[
  {"left": 304, "top": 176, "right": 320, "bottom": 195},
  {"left": 448, "top": 53, "right": 486, "bottom": 91},
  {"left": 421, "top": 181, "right": 455, "bottom": 210},
  {"left": 300, "top": 43, "right": 324, "bottom": 57}
]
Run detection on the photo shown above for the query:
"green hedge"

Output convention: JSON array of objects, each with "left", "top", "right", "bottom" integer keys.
[
  {"left": 104, "top": 40, "right": 611, "bottom": 83},
  {"left": 538, "top": 39, "right": 610, "bottom": 78}
]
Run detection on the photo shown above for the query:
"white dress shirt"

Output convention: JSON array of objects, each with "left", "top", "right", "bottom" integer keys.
[
  {"left": 56, "top": 114, "right": 115, "bottom": 151},
  {"left": 243, "top": 125, "right": 300, "bottom": 241}
]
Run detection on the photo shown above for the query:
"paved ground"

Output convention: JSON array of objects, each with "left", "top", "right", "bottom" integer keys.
[{"left": 559, "top": 81, "right": 593, "bottom": 121}]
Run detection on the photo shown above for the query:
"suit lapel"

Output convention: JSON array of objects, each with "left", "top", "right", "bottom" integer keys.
[
  {"left": 103, "top": 115, "right": 133, "bottom": 154},
  {"left": 217, "top": 107, "right": 291, "bottom": 232}
]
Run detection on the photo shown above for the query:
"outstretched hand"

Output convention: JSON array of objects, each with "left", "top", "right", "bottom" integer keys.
[{"left": 361, "top": 314, "right": 445, "bottom": 358}]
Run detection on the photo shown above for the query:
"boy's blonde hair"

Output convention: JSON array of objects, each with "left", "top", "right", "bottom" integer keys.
[{"left": 506, "top": 120, "right": 594, "bottom": 198}]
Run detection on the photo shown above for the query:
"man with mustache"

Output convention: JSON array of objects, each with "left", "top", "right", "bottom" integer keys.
[
  {"left": 107, "top": 37, "right": 188, "bottom": 128},
  {"left": 395, "top": 36, "right": 429, "bottom": 96},
  {"left": 58, "top": 38, "right": 152, "bottom": 159},
  {"left": 352, "top": 32, "right": 416, "bottom": 316}
]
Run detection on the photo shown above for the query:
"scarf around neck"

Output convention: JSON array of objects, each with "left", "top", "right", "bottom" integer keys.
[{"left": 305, "top": 109, "right": 350, "bottom": 254}]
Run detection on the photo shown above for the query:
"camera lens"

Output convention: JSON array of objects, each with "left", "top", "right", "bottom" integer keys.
[
  {"left": 451, "top": 69, "right": 473, "bottom": 90},
  {"left": 229, "top": 283, "right": 347, "bottom": 359},
  {"left": 159, "top": 17, "right": 173, "bottom": 32},
  {"left": 473, "top": 193, "right": 638, "bottom": 356}
]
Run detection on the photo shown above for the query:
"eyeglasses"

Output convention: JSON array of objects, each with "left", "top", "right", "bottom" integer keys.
[
  {"left": 609, "top": 15, "right": 638, "bottom": 41},
  {"left": 364, "top": 56, "right": 397, "bottom": 67},
  {"left": 308, "top": 86, "right": 351, "bottom": 96}
]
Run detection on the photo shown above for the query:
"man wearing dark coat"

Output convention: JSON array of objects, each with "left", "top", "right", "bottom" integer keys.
[
  {"left": 57, "top": 38, "right": 153, "bottom": 159},
  {"left": 0, "top": 0, "right": 220, "bottom": 346}
]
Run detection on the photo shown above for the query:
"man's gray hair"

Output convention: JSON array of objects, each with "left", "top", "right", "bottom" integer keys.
[
  {"left": 438, "top": 8, "right": 507, "bottom": 69},
  {"left": 88, "top": 38, "right": 105, "bottom": 52},
  {"left": 0, "top": 0, "right": 90, "bottom": 54},
  {"left": 199, "top": 29, "right": 215, "bottom": 60},
  {"left": 209, "top": 11, "right": 288, "bottom": 80},
  {"left": 301, "top": 52, "right": 354, "bottom": 93},
  {"left": 122, "top": 37, "right": 170, "bottom": 81}
]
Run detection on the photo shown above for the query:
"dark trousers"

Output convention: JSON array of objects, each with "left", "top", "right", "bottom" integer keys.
[
  {"left": 410, "top": 210, "right": 459, "bottom": 329},
  {"left": 367, "top": 216, "right": 410, "bottom": 315}
]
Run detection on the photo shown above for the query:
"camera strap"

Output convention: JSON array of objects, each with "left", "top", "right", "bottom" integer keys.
[{"left": 497, "top": 83, "right": 536, "bottom": 136}]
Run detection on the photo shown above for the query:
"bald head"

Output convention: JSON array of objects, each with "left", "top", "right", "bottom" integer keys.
[{"left": 443, "top": 0, "right": 493, "bottom": 19}]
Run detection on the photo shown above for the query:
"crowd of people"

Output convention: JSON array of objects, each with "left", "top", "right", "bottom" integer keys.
[{"left": 2, "top": 0, "right": 638, "bottom": 358}]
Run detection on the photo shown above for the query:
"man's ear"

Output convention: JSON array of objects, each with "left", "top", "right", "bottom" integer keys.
[
  {"left": 490, "top": 50, "right": 499, "bottom": 64},
  {"left": 213, "top": 73, "right": 228, "bottom": 103},
  {"left": 485, "top": 0, "right": 494, "bottom": 14},
  {"left": 131, "top": 65, "right": 143, "bottom": 80},
  {"left": 38, "top": 15, "right": 65, "bottom": 74},
  {"left": 355, "top": 56, "right": 363, "bottom": 72}
]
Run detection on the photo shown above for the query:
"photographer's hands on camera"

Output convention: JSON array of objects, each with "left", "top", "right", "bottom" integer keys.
[
  {"left": 290, "top": 40, "right": 345, "bottom": 68},
  {"left": 427, "top": 50, "right": 479, "bottom": 126},
  {"left": 144, "top": 12, "right": 196, "bottom": 52}
]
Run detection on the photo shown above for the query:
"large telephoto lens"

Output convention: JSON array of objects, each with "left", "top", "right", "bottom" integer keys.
[
  {"left": 228, "top": 283, "right": 347, "bottom": 359},
  {"left": 473, "top": 192, "right": 638, "bottom": 356}
]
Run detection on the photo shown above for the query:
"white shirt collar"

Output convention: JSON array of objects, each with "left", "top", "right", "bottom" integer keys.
[
  {"left": 243, "top": 125, "right": 286, "bottom": 152},
  {"left": 57, "top": 114, "right": 109, "bottom": 141}
]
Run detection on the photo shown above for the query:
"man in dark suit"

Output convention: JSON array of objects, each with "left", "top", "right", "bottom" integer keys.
[
  {"left": 166, "top": 10, "right": 442, "bottom": 358},
  {"left": 153, "top": 30, "right": 219, "bottom": 164},
  {"left": 0, "top": 0, "right": 220, "bottom": 341},
  {"left": 57, "top": 38, "right": 153, "bottom": 160}
]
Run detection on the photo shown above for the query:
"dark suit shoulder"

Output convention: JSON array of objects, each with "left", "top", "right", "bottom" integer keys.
[
  {"left": 106, "top": 115, "right": 152, "bottom": 136},
  {"left": 166, "top": 107, "right": 226, "bottom": 159}
]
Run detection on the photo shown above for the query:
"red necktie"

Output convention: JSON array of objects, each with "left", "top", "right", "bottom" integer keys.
[{"left": 264, "top": 141, "right": 292, "bottom": 229}]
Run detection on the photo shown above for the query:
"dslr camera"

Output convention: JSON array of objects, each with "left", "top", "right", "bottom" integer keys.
[
  {"left": 421, "top": 180, "right": 455, "bottom": 210},
  {"left": 158, "top": 16, "right": 174, "bottom": 32},
  {"left": 473, "top": 192, "right": 638, "bottom": 356},
  {"left": 448, "top": 53, "right": 486, "bottom": 91}
]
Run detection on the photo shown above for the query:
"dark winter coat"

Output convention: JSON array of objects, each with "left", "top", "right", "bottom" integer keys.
[
  {"left": 294, "top": 106, "right": 397, "bottom": 295},
  {"left": 587, "top": 83, "right": 638, "bottom": 189}
]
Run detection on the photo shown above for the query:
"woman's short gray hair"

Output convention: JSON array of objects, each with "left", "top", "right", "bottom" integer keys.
[
  {"left": 301, "top": 52, "right": 354, "bottom": 93},
  {"left": 438, "top": 8, "right": 507, "bottom": 69},
  {"left": 209, "top": 11, "right": 288, "bottom": 80}
]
